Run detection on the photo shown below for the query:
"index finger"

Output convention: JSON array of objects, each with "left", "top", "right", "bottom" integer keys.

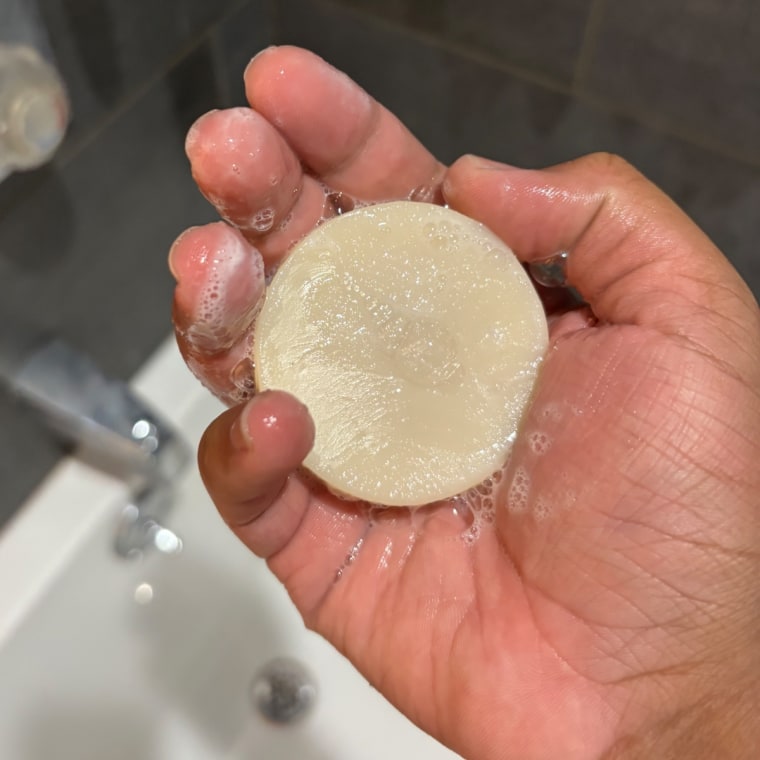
[
  {"left": 244, "top": 45, "right": 445, "bottom": 201},
  {"left": 186, "top": 47, "right": 446, "bottom": 270},
  {"left": 443, "top": 153, "right": 760, "bottom": 366}
]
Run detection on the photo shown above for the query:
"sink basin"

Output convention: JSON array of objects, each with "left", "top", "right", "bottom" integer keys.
[{"left": 0, "top": 337, "right": 460, "bottom": 760}]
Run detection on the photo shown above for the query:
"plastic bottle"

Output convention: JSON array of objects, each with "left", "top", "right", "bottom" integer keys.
[{"left": 0, "top": 44, "right": 69, "bottom": 181}]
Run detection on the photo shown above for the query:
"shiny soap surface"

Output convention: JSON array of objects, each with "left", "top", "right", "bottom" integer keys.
[{"left": 254, "top": 201, "right": 548, "bottom": 506}]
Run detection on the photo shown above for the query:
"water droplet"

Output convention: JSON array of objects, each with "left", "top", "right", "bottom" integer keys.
[
  {"left": 153, "top": 528, "right": 183, "bottom": 554},
  {"left": 533, "top": 496, "right": 553, "bottom": 521},
  {"left": 529, "top": 250, "right": 569, "bottom": 287},
  {"left": 134, "top": 582, "right": 154, "bottom": 605},
  {"left": 326, "top": 191, "right": 355, "bottom": 215},
  {"left": 408, "top": 184, "right": 443, "bottom": 204},
  {"left": 231, "top": 356, "right": 256, "bottom": 398}
]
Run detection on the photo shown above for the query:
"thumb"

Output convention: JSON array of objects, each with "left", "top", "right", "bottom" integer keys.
[
  {"left": 198, "top": 389, "right": 315, "bottom": 557},
  {"left": 443, "top": 153, "right": 759, "bottom": 366}
]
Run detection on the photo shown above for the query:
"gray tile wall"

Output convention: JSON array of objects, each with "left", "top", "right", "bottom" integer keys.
[
  {"left": 1, "top": 0, "right": 758, "bottom": 523},
  {"left": 279, "top": 0, "right": 760, "bottom": 295},
  {"left": 331, "top": 0, "right": 760, "bottom": 165},
  {"left": 581, "top": 0, "right": 760, "bottom": 165},
  {"left": 0, "top": 0, "right": 275, "bottom": 521}
]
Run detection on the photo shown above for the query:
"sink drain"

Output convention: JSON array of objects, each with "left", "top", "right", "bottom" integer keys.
[{"left": 250, "top": 657, "right": 317, "bottom": 724}]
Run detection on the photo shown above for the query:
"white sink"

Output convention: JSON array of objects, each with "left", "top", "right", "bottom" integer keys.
[{"left": 0, "top": 337, "right": 460, "bottom": 760}]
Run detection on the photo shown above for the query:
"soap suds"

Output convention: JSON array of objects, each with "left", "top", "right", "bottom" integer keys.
[
  {"left": 533, "top": 495, "right": 553, "bottom": 521},
  {"left": 507, "top": 467, "right": 531, "bottom": 514},
  {"left": 249, "top": 206, "right": 276, "bottom": 233},
  {"left": 528, "top": 431, "right": 552, "bottom": 456},
  {"left": 540, "top": 403, "right": 564, "bottom": 423},
  {"left": 187, "top": 225, "right": 265, "bottom": 356}
]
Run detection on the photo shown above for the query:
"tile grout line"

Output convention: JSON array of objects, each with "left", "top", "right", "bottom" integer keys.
[
  {"left": 6, "top": 0, "right": 758, "bottom": 216},
  {"left": 308, "top": 0, "right": 584, "bottom": 100},
  {"left": 306, "top": 0, "right": 760, "bottom": 171},
  {"left": 56, "top": 27, "right": 226, "bottom": 167},
  {"left": 572, "top": 0, "right": 608, "bottom": 92},
  {"left": 1, "top": 2, "right": 253, "bottom": 217}
]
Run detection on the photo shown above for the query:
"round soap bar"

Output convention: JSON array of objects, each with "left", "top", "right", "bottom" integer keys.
[{"left": 253, "top": 201, "right": 548, "bottom": 506}]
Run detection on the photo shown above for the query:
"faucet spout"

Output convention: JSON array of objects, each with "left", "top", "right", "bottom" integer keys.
[
  {"left": 1, "top": 336, "right": 191, "bottom": 558},
  {"left": 10, "top": 339, "right": 189, "bottom": 482}
]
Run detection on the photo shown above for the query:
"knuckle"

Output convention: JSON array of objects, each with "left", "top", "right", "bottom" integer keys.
[{"left": 582, "top": 151, "right": 639, "bottom": 182}]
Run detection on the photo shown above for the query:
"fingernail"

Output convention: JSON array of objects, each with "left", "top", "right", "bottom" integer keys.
[
  {"left": 185, "top": 109, "right": 219, "bottom": 158},
  {"left": 230, "top": 399, "right": 256, "bottom": 451},
  {"left": 244, "top": 45, "right": 278, "bottom": 79},
  {"left": 167, "top": 226, "right": 198, "bottom": 282},
  {"left": 465, "top": 154, "right": 514, "bottom": 171}
]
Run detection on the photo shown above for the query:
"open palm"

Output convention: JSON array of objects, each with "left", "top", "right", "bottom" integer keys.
[{"left": 170, "top": 47, "right": 760, "bottom": 760}]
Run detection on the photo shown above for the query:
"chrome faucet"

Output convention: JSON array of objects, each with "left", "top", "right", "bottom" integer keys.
[{"left": 0, "top": 333, "right": 190, "bottom": 558}]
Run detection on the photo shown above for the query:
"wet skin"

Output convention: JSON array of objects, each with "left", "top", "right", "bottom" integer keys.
[{"left": 169, "top": 46, "right": 760, "bottom": 760}]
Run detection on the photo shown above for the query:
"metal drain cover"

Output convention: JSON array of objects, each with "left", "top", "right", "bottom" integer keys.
[{"left": 250, "top": 657, "right": 317, "bottom": 724}]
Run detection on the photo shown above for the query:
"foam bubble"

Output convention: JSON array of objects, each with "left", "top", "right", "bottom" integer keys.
[
  {"left": 451, "top": 470, "right": 504, "bottom": 544},
  {"left": 189, "top": 227, "right": 265, "bottom": 358},
  {"left": 344, "top": 537, "right": 364, "bottom": 566},
  {"left": 540, "top": 403, "right": 564, "bottom": 423},
  {"left": 249, "top": 207, "right": 275, "bottom": 233},
  {"left": 533, "top": 495, "right": 552, "bottom": 521},
  {"left": 528, "top": 431, "right": 552, "bottom": 456},
  {"left": 507, "top": 467, "right": 531, "bottom": 514},
  {"left": 340, "top": 470, "right": 507, "bottom": 548},
  {"left": 461, "top": 522, "right": 480, "bottom": 545},
  {"left": 364, "top": 470, "right": 504, "bottom": 548},
  {"left": 560, "top": 488, "right": 578, "bottom": 510}
]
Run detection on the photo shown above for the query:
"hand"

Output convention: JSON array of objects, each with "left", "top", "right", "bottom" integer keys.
[{"left": 169, "top": 47, "right": 760, "bottom": 759}]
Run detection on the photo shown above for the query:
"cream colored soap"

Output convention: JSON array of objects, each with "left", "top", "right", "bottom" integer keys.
[{"left": 253, "top": 201, "right": 548, "bottom": 506}]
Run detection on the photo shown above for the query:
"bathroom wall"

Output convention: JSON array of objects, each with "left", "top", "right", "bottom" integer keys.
[
  {"left": 1, "top": 0, "right": 758, "bottom": 524},
  {"left": 281, "top": 0, "right": 760, "bottom": 291},
  {"left": 0, "top": 0, "right": 275, "bottom": 521}
]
